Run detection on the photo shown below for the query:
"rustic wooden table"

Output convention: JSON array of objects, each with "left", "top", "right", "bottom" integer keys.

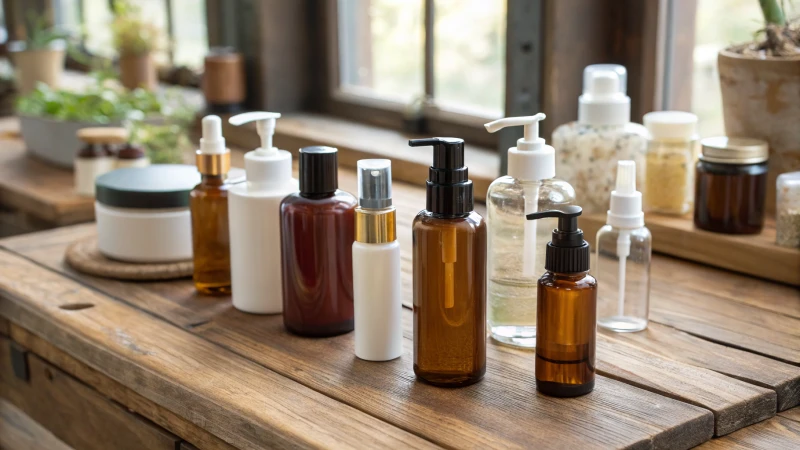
[{"left": 0, "top": 147, "right": 798, "bottom": 449}]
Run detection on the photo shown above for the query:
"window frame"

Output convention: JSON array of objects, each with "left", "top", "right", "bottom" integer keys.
[{"left": 318, "top": 0, "right": 506, "bottom": 148}]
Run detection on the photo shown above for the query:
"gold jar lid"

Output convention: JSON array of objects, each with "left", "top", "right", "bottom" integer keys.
[
  {"left": 699, "top": 136, "right": 768, "bottom": 164},
  {"left": 77, "top": 127, "right": 128, "bottom": 144}
]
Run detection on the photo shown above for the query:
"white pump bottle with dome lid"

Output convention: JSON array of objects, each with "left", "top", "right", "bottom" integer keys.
[
  {"left": 227, "top": 112, "right": 298, "bottom": 314},
  {"left": 553, "top": 64, "right": 648, "bottom": 214},
  {"left": 484, "top": 113, "right": 575, "bottom": 349}
]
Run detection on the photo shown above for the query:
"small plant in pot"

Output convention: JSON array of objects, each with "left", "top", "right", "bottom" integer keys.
[
  {"left": 718, "top": 0, "right": 800, "bottom": 208},
  {"left": 112, "top": 0, "right": 162, "bottom": 91},
  {"left": 8, "top": 12, "right": 70, "bottom": 94}
]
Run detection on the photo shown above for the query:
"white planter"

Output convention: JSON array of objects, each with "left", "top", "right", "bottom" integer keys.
[{"left": 19, "top": 115, "right": 121, "bottom": 168}]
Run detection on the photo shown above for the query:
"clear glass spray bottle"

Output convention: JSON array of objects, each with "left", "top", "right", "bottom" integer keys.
[{"left": 596, "top": 161, "right": 651, "bottom": 332}]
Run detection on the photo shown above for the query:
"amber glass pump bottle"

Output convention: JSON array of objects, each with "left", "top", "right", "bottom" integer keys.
[
  {"left": 409, "top": 137, "right": 487, "bottom": 387},
  {"left": 526, "top": 206, "right": 596, "bottom": 397},
  {"left": 190, "top": 115, "right": 232, "bottom": 295}
]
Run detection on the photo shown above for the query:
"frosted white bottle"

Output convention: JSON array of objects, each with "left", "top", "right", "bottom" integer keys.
[
  {"left": 352, "top": 159, "right": 403, "bottom": 361},
  {"left": 227, "top": 112, "right": 298, "bottom": 314}
]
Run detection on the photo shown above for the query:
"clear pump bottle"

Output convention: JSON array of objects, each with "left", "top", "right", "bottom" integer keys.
[
  {"left": 527, "top": 206, "right": 596, "bottom": 397},
  {"left": 409, "top": 137, "right": 486, "bottom": 387},
  {"left": 190, "top": 115, "right": 231, "bottom": 295},
  {"left": 484, "top": 114, "right": 575, "bottom": 348},
  {"left": 596, "top": 161, "right": 651, "bottom": 332}
]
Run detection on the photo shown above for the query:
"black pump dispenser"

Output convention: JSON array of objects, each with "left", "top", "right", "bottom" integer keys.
[
  {"left": 527, "top": 205, "right": 590, "bottom": 273},
  {"left": 408, "top": 137, "right": 473, "bottom": 216}
]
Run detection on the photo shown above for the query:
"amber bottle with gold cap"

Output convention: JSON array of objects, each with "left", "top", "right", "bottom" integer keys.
[
  {"left": 190, "top": 115, "right": 232, "bottom": 295},
  {"left": 409, "top": 137, "right": 487, "bottom": 387}
]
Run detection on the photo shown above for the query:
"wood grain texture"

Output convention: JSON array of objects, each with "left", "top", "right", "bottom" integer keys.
[
  {"left": 0, "top": 251, "right": 438, "bottom": 450},
  {"left": 0, "top": 337, "right": 180, "bottom": 450},
  {"left": 581, "top": 212, "right": 800, "bottom": 286},
  {"left": 696, "top": 416, "right": 800, "bottom": 449},
  {"left": 0, "top": 235, "right": 715, "bottom": 448},
  {"left": 780, "top": 407, "right": 800, "bottom": 423},
  {"left": 7, "top": 323, "right": 236, "bottom": 450},
  {"left": 601, "top": 323, "right": 800, "bottom": 411},
  {"left": 0, "top": 120, "right": 94, "bottom": 226},
  {"left": 0, "top": 398, "right": 73, "bottom": 450},
  {"left": 596, "top": 333, "right": 776, "bottom": 436}
]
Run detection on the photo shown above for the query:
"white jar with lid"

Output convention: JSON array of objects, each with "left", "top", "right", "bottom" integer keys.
[
  {"left": 95, "top": 165, "right": 200, "bottom": 262},
  {"left": 777, "top": 172, "right": 800, "bottom": 248},
  {"left": 642, "top": 111, "right": 699, "bottom": 215}
]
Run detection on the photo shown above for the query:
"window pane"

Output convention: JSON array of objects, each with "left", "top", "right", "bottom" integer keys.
[
  {"left": 171, "top": 0, "right": 208, "bottom": 69},
  {"left": 692, "top": 0, "right": 762, "bottom": 136},
  {"left": 84, "top": 0, "right": 114, "bottom": 58},
  {"left": 134, "top": 0, "right": 170, "bottom": 65},
  {"left": 338, "top": 0, "right": 424, "bottom": 102},
  {"left": 433, "top": 0, "right": 505, "bottom": 117},
  {"left": 54, "top": 0, "right": 82, "bottom": 34}
]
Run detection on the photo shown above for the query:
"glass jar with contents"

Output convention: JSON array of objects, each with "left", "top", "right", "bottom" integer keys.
[
  {"left": 642, "top": 111, "right": 698, "bottom": 215},
  {"left": 694, "top": 137, "right": 768, "bottom": 234},
  {"left": 776, "top": 172, "right": 800, "bottom": 248}
]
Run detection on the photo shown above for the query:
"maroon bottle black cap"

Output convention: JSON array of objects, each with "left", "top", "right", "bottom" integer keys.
[{"left": 299, "top": 146, "right": 338, "bottom": 196}]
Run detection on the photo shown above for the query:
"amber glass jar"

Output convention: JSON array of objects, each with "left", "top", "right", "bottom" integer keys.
[{"left": 694, "top": 137, "right": 768, "bottom": 234}]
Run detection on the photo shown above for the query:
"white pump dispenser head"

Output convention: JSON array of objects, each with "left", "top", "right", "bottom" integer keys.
[
  {"left": 607, "top": 160, "right": 644, "bottom": 229},
  {"left": 228, "top": 112, "right": 292, "bottom": 190},
  {"left": 200, "top": 115, "right": 226, "bottom": 154},
  {"left": 578, "top": 64, "right": 631, "bottom": 126},
  {"left": 484, "top": 113, "right": 555, "bottom": 181}
]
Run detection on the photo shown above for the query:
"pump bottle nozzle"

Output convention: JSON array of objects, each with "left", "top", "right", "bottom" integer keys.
[
  {"left": 229, "top": 111, "right": 282, "bottom": 156},
  {"left": 484, "top": 113, "right": 546, "bottom": 151},
  {"left": 527, "top": 206, "right": 590, "bottom": 274}
]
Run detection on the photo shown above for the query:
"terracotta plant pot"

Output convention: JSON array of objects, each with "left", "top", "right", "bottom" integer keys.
[
  {"left": 9, "top": 44, "right": 66, "bottom": 94},
  {"left": 119, "top": 53, "right": 157, "bottom": 91},
  {"left": 718, "top": 47, "right": 800, "bottom": 210}
]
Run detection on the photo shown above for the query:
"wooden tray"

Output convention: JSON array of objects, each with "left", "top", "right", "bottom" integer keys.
[{"left": 580, "top": 213, "right": 800, "bottom": 286}]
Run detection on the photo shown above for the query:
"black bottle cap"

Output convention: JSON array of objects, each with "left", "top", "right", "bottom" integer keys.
[
  {"left": 408, "top": 137, "right": 473, "bottom": 216},
  {"left": 526, "top": 205, "right": 590, "bottom": 273},
  {"left": 299, "top": 146, "right": 338, "bottom": 195}
]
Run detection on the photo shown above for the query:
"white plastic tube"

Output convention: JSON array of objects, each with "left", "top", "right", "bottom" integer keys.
[
  {"left": 353, "top": 241, "right": 403, "bottom": 361},
  {"left": 522, "top": 183, "right": 540, "bottom": 278},
  {"left": 616, "top": 230, "right": 631, "bottom": 316}
]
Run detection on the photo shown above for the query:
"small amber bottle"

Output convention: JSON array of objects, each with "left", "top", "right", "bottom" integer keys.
[
  {"left": 409, "top": 137, "right": 487, "bottom": 387},
  {"left": 190, "top": 116, "right": 232, "bottom": 295},
  {"left": 527, "top": 206, "right": 596, "bottom": 397}
]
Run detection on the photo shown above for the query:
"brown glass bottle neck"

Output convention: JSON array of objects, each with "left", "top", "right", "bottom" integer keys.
[{"left": 201, "top": 174, "right": 225, "bottom": 185}]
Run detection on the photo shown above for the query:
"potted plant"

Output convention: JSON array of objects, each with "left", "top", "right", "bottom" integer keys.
[
  {"left": 718, "top": 0, "right": 800, "bottom": 208},
  {"left": 7, "top": 12, "right": 69, "bottom": 94},
  {"left": 111, "top": 0, "right": 162, "bottom": 91}
]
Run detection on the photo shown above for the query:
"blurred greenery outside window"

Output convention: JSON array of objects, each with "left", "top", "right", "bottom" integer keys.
[
  {"left": 52, "top": 0, "right": 208, "bottom": 74},
  {"left": 337, "top": 0, "right": 506, "bottom": 120}
]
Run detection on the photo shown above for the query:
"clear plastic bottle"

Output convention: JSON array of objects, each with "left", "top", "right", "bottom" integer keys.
[
  {"left": 484, "top": 114, "right": 575, "bottom": 348},
  {"left": 552, "top": 64, "right": 648, "bottom": 214},
  {"left": 642, "top": 111, "right": 699, "bottom": 215},
  {"left": 596, "top": 161, "right": 651, "bottom": 332}
]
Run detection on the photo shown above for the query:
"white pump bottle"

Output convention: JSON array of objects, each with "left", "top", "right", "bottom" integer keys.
[
  {"left": 484, "top": 113, "right": 575, "bottom": 348},
  {"left": 227, "top": 112, "right": 298, "bottom": 314}
]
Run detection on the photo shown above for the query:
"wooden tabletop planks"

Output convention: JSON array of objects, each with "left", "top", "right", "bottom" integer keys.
[
  {"left": 0, "top": 251, "right": 438, "bottom": 450},
  {"left": 0, "top": 167, "right": 798, "bottom": 448},
  {"left": 696, "top": 415, "right": 800, "bottom": 449}
]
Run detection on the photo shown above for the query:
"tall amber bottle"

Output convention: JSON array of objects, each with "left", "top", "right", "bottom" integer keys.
[
  {"left": 280, "top": 146, "right": 357, "bottom": 337},
  {"left": 190, "top": 116, "right": 232, "bottom": 295},
  {"left": 526, "top": 206, "right": 596, "bottom": 397},
  {"left": 409, "top": 137, "right": 487, "bottom": 387}
]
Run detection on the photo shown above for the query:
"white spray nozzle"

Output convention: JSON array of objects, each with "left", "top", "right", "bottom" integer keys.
[
  {"left": 615, "top": 160, "right": 636, "bottom": 195},
  {"left": 607, "top": 160, "right": 644, "bottom": 229},
  {"left": 200, "top": 115, "right": 226, "bottom": 154},
  {"left": 484, "top": 113, "right": 546, "bottom": 151},
  {"left": 229, "top": 111, "right": 282, "bottom": 156}
]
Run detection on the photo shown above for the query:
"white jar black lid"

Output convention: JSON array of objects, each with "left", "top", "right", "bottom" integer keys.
[{"left": 95, "top": 165, "right": 200, "bottom": 209}]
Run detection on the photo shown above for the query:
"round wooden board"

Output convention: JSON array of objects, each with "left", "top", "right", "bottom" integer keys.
[{"left": 65, "top": 236, "right": 193, "bottom": 281}]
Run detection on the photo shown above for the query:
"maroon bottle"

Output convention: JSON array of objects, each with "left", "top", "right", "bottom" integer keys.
[{"left": 280, "top": 146, "right": 357, "bottom": 336}]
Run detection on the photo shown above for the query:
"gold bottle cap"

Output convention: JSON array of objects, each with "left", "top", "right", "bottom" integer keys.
[
  {"left": 699, "top": 136, "right": 768, "bottom": 165},
  {"left": 196, "top": 149, "right": 231, "bottom": 176},
  {"left": 355, "top": 207, "right": 396, "bottom": 244}
]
